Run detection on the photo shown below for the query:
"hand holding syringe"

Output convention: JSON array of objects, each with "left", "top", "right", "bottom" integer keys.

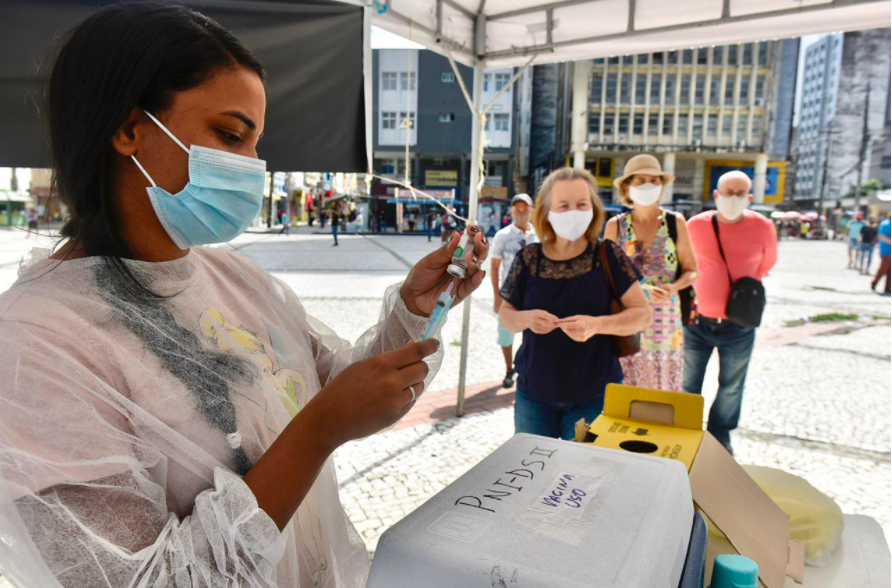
[{"left": 421, "top": 280, "right": 457, "bottom": 341}]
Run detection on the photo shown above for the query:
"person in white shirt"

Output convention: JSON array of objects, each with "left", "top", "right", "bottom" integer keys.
[{"left": 490, "top": 194, "right": 539, "bottom": 387}]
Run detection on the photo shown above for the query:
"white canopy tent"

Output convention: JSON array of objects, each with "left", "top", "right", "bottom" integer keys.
[{"left": 356, "top": 0, "right": 891, "bottom": 414}]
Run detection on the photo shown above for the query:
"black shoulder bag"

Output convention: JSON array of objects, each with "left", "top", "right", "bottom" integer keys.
[
  {"left": 600, "top": 240, "right": 641, "bottom": 357},
  {"left": 711, "top": 214, "right": 766, "bottom": 328},
  {"left": 666, "top": 212, "right": 698, "bottom": 326}
]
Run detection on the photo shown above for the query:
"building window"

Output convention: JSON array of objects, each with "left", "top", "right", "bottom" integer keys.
[
  {"left": 633, "top": 113, "right": 644, "bottom": 134},
  {"left": 666, "top": 76, "right": 677, "bottom": 104},
  {"left": 713, "top": 47, "right": 724, "bottom": 65},
  {"left": 494, "top": 73, "right": 511, "bottom": 91},
  {"left": 667, "top": 51, "right": 678, "bottom": 65},
  {"left": 604, "top": 113, "right": 616, "bottom": 135},
  {"left": 492, "top": 113, "right": 510, "bottom": 131},
  {"left": 623, "top": 55, "right": 634, "bottom": 64},
  {"left": 483, "top": 73, "right": 491, "bottom": 92},
  {"left": 755, "top": 75, "right": 766, "bottom": 104},
  {"left": 382, "top": 72, "right": 398, "bottom": 91},
  {"left": 709, "top": 78, "right": 721, "bottom": 104},
  {"left": 739, "top": 81, "right": 749, "bottom": 106},
  {"left": 399, "top": 72, "right": 416, "bottom": 91},
  {"left": 695, "top": 74, "right": 706, "bottom": 105},
  {"left": 592, "top": 73, "right": 604, "bottom": 102},
  {"left": 697, "top": 48, "right": 708, "bottom": 65},
  {"left": 680, "top": 75, "right": 691, "bottom": 105},
  {"left": 743, "top": 44, "right": 753, "bottom": 66},
  {"left": 608, "top": 56, "right": 620, "bottom": 64},
  {"left": 589, "top": 114, "right": 600, "bottom": 135},
  {"left": 650, "top": 73, "right": 662, "bottom": 102},
  {"left": 653, "top": 52, "right": 664, "bottom": 64},
  {"left": 725, "top": 80, "right": 735, "bottom": 106},
  {"left": 399, "top": 111, "right": 416, "bottom": 131},
  {"left": 759, "top": 42, "right": 768, "bottom": 66},
  {"left": 620, "top": 75, "right": 631, "bottom": 104},
  {"left": 606, "top": 72, "right": 618, "bottom": 101},
  {"left": 635, "top": 74, "right": 647, "bottom": 104},
  {"left": 648, "top": 114, "right": 659, "bottom": 136},
  {"left": 619, "top": 114, "right": 629, "bottom": 134},
  {"left": 441, "top": 72, "right": 455, "bottom": 83},
  {"left": 752, "top": 114, "right": 763, "bottom": 138},
  {"left": 662, "top": 114, "right": 673, "bottom": 136},
  {"left": 382, "top": 111, "right": 397, "bottom": 129},
  {"left": 683, "top": 49, "right": 694, "bottom": 65},
  {"left": 737, "top": 116, "right": 747, "bottom": 139},
  {"left": 728, "top": 45, "right": 738, "bottom": 65},
  {"left": 678, "top": 114, "right": 689, "bottom": 136},
  {"left": 693, "top": 115, "right": 704, "bottom": 139},
  {"left": 439, "top": 113, "right": 455, "bottom": 123},
  {"left": 708, "top": 114, "right": 718, "bottom": 136}
]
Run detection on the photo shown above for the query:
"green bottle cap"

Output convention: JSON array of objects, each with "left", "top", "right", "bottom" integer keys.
[{"left": 708, "top": 554, "right": 759, "bottom": 588}]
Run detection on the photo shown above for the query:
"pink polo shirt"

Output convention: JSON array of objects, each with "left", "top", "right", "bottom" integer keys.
[{"left": 687, "top": 209, "right": 778, "bottom": 320}]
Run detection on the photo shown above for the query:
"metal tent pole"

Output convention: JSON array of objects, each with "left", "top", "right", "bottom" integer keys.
[{"left": 456, "top": 61, "right": 484, "bottom": 417}]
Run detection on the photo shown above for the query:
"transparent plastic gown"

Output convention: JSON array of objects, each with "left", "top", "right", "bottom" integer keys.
[{"left": 0, "top": 246, "right": 443, "bottom": 588}]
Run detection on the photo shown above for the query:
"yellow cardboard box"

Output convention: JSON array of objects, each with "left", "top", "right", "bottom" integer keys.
[{"left": 576, "top": 384, "right": 805, "bottom": 588}]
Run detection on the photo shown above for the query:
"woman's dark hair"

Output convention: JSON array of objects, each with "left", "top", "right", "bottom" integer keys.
[
  {"left": 45, "top": 4, "right": 267, "bottom": 473},
  {"left": 47, "top": 2, "right": 265, "bottom": 271}
]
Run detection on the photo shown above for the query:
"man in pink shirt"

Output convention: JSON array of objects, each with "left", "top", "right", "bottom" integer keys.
[{"left": 684, "top": 171, "right": 778, "bottom": 454}]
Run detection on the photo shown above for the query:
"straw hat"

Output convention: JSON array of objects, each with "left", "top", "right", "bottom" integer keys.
[{"left": 613, "top": 154, "right": 675, "bottom": 189}]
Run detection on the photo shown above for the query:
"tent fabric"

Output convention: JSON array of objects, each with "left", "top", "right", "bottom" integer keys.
[
  {"left": 0, "top": 0, "right": 366, "bottom": 172},
  {"left": 371, "top": 0, "right": 891, "bottom": 68}
]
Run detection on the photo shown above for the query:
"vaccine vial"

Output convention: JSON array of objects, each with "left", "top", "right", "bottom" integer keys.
[{"left": 447, "top": 231, "right": 475, "bottom": 279}]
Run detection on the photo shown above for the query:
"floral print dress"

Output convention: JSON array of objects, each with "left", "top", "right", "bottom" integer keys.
[{"left": 616, "top": 212, "right": 684, "bottom": 391}]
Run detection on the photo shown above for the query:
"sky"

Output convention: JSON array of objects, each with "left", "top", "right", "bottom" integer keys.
[{"left": 371, "top": 26, "right": 425, "bottom": 50}]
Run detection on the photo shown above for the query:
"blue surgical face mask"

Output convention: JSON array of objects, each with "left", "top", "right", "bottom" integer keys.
[{"left": 131, "top": 110, "right": 266, "bottom": 249}]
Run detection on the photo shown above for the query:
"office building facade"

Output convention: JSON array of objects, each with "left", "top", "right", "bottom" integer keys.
[
  {"left": 372, "top": 49, "right": 518, "bottom": 231},
  {"left": 794, "top": 29, "right": 891, "bottom": 209},
  {"left": 584, "top": 40, "right": 797, "bottom": 209}
]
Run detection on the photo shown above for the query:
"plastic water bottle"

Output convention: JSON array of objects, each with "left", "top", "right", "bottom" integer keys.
[{"left": 708, "top": 554, "right": 758, "bottom": 588}]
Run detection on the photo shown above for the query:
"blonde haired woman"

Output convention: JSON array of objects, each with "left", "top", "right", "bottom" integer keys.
[
  {"left": 499, "top": 168, "right": 652, "bottom": 439},
  {"left": 605, "top": 154, "right": 698, "bottom": 392}
]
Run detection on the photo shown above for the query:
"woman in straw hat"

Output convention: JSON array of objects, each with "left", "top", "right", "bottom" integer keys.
[
  {"left": 499, "top": 167, "right": 652, "bottom": 439},
  {"left": 604, "top": 154, "right": 699, "bottom": 392}
]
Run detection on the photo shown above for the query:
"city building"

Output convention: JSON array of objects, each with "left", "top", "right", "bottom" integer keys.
[
  {"left": 580, "top": 40, "right": 799, "bottom": 211},
  {"left": 371, "top": 49, "right": 518, "bottom": 232},
  {"left": 793, "top": 29, "right": 891, "bottom": 210}
]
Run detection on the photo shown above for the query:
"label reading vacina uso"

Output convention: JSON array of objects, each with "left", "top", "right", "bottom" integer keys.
[{"left": 527, "top": 472, "right": 603, "bottom": 520}]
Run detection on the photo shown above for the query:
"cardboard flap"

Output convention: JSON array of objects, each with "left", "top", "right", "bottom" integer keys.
[
  {"left": 786, "top": 540, "right": 805, "bottom": 584},
  {"left": 604, "top": 384, "right": 704, "bottom": 429},
  {"left": 689, "top": 434, "right": 793, "bottom": 588}
]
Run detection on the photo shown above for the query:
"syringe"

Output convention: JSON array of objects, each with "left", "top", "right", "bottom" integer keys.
[{"left": 421, "top": 281, "right": 456, "bottom": 341}]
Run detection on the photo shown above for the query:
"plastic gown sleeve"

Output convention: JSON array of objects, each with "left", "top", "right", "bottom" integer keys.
[
  {"left": 297, "top": 281, "right": 445, "bottom": 389},
  {"left": 0, "top": 266, "right": 443, "bottom": 588},
  {"left": 0, "top": 322, "right": 286, "bottom": 588}
]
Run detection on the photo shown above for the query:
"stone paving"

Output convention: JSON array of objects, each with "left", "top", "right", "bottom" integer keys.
[{"left": 0, "top": 226, "right": 889, "bottom": 560}]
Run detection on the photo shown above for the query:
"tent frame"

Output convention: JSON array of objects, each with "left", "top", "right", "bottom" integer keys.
[{"left": 363, "top": 0, "right": 890, "bottom": 416}]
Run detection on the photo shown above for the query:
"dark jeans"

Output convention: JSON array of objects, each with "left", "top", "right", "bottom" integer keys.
[
  {"left": 860, "top": 244, "right": 874, "bottom": 272},
  {"left": 873, "top": 255, "right": 891, "bottom": 293},
  {"left": 683, "top": 318, "right": 756, "bottom": 450},
  {"left": 332, "top": 224, "right": 339, "bottom": 246},
  {"left": 514, "top": 389, "right": 605, "bottom": 441}
]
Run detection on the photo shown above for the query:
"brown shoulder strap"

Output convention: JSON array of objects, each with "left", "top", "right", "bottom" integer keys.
[{"left": 600, "top": 240, "right": 619, "bottom": 301}]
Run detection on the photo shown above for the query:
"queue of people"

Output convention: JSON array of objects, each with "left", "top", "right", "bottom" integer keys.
[{"left": 495, "top": 157, "right": 777, "bottom": 456}]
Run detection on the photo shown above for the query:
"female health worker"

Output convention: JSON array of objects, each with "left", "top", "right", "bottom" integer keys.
[{"left": 0, "top": 4, "right": 487, "bottom": 588}]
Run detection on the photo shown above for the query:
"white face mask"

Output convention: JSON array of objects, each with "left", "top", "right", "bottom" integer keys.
[
  {"left": 548, "top": 209, "right": 593, "bottom": 241},
  {"left": 628, "top": 183, "right": 662, "bottom": 206},
  {"left": 716, "top": 195, "right": 750, "bottom": 220}
]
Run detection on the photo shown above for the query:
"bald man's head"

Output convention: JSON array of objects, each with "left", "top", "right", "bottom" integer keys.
[{"left": 716, "top": 171, "right": 752, "bottom": 198}]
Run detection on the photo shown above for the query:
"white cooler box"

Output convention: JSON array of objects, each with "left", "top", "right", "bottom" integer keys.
[{"left": 367, "top": 433, "right": 696, "bottom": 588}]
